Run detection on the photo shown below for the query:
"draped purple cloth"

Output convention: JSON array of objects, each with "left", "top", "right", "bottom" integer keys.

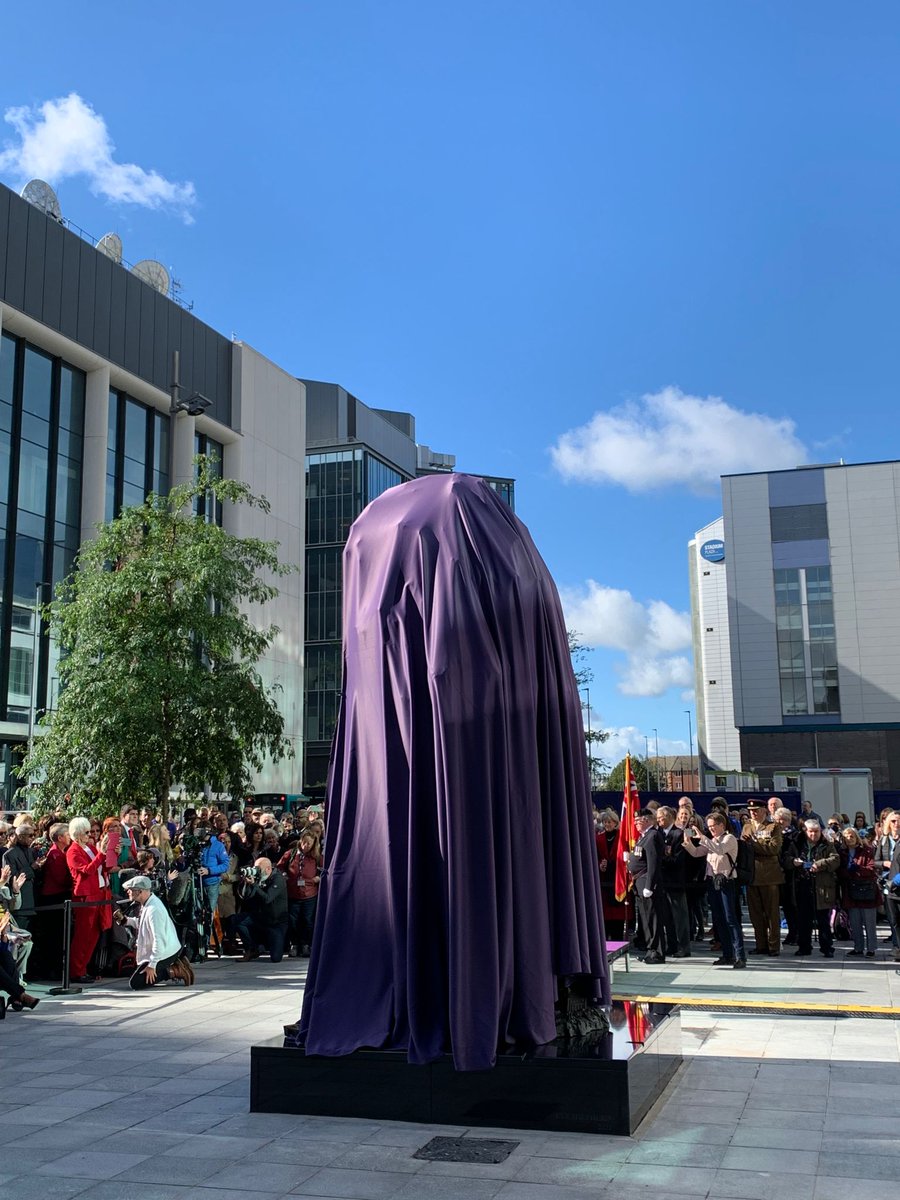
[{"left": 299, "top": 473, "right": 608, "bottom": 1070}]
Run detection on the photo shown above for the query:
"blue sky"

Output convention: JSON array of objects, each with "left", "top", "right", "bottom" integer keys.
[{"left": 2, "top": 2, "right": 900, "bottom": 767}]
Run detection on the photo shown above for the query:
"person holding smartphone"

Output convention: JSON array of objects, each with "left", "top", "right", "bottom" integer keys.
[{"left": 683, "top": 812, "right": 746, "bottom": 969}]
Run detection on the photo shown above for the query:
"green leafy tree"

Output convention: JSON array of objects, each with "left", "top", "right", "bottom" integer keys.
[
  {"left": 602, "top": 754, "right": 652, "bottom": 794},
  {"left": 18, "top": 457, "right": 295, "bottom": 819},
  {"left": 567, "top": 629, "right": 610, "bottom": 786}
]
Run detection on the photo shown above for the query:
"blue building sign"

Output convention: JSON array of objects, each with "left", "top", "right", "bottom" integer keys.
[{"left": 700, "top": 539, "right": 725, "bottom": 562}]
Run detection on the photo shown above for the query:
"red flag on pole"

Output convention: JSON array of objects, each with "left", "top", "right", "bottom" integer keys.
[{"left": 614, "top": 751, "right": 640, "bottom": 903}]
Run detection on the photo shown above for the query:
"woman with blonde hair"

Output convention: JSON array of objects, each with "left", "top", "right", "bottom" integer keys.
[{"left": 147, "top": 822, "right": 174, "bottom": 866}]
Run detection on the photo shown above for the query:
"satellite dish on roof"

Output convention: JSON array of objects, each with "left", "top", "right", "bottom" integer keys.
[
  {"left": 96, "top": 233, "right": 123, "bottom": 264},
  {"left": 132, "top": 259, "right": 170, "bottom": 296},
  {"left": 21, "top": 179, "right": 62, "bottom": 221}
]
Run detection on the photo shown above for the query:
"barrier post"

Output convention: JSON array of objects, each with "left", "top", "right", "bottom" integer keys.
[{"left": 47, "top": 899, "right": 83, "bottom": 996}]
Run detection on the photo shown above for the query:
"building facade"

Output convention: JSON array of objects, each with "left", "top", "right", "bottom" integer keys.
[
  {"left": 0, "top": 180, "right": 305, "bottom": 803},
  {"left": 720, "top": 461, "right": 900, "bottom": 789},
  {"left": 689, "top": 515, "right": 743, "bottom": 783}
]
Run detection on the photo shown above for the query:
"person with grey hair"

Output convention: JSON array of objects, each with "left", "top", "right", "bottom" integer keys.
[
  {"left": 65, "top": 816, "right": 112, "bottom": 984},
  {"left": 792, "top": 819, "right": 839, "bottom": 958},
  {"left": 120, "top": 875, "right": 192, "bottom": 989},
  {"left": 1, "top": 821, "right": 45, "bottom": 931}
]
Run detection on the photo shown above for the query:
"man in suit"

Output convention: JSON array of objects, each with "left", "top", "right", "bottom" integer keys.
[
  {"left": 627, "top": 808, "right": 666, "bottom": 964},
  {"left": 657, "top": 806, "right": 691, "bottom": 957}
]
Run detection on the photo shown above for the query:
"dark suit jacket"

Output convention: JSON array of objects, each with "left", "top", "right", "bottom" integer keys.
[{"left": 658, "top": 825, "right": 687, "bottom": 890}]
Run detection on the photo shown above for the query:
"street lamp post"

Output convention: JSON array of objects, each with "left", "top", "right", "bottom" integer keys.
[
  {"left": 582, "top": 686, "right": 593, "bottom": 789},
  {"left": 685, "top": 709, "right": 694, "bottom": 790},
  {"left": 27, "top": 581, "right": 50, "bottom": 761},
  {"left": 653, "top": 727, "right": 660, "bottom": 791}
]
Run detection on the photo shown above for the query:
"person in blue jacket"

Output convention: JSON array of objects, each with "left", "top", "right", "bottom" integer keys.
[{"left": 200, "top": 830, "right": 230, "bottom": 949}]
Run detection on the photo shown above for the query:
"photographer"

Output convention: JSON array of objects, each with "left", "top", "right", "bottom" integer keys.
[
  {"left": 684, "top": 811, "right": 746, "bottom": 968},
  {"left": 233, "top": 857, "right": 289, "bottom": 963}
]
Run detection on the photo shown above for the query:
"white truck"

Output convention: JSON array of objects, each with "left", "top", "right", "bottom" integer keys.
[{"left": 799, "top": 768, "right": 874, "bottom": 823}]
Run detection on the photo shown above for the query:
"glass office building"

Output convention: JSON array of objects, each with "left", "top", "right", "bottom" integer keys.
[
  {"left": 304, "top": 446, "right": 407, "bottom": 790},
  {"left": 0, "top": 178, "right": 306, "bottom": 804},
  {"left": 0, "top": 332, "right": 85, "bottom": 791}
]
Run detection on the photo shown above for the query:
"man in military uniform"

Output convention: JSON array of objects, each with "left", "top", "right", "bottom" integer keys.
[{"left": 628, "top": 808, "right": 666, "bottom": 964}]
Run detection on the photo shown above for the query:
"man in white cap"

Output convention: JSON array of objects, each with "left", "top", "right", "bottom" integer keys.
[{"left": 121, "top": 875, "right": 194, "bottom": 989}]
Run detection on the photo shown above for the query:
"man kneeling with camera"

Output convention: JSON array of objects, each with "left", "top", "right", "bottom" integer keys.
[
  {"left": 234, "top": 857, "right": 289, "bottom": 963},
  {"left": 119, "top": 876, "right": 194, "bottom": 989}
]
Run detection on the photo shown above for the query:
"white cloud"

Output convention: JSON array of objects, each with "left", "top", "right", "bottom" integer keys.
[
  {"left": 587, "top": 724, "right": 690, "bottom": 771},
  {"left": 0, "top": 94, "right": 196, "bottom": 223},
  {"left": 550, "top": 386, "right": 809, "bottom": 493},
  {"left": 561, "top": 579, "right": 693, "bottom": 698}
]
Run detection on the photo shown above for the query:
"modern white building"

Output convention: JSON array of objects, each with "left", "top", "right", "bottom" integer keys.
[
  {"left": 691, "top": 460, "right": 900, "bottom": 791},
  {"left": 689, "top": 516, "right": 743, "bottom": 784}
]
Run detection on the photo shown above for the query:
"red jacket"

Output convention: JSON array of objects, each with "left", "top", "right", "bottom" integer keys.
[
  {"left": 66, "top": 840, "right": 113, "bottom": 929},
  {"left": 41, "top": 844, "right": 72, "bottom": 898}
]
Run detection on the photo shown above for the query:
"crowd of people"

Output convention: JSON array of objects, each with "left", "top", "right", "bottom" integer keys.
[
  {"left": 0, "top": 799, "right": 325, "bottom": 1014},
  {"left": 596, "top": 795, "right": 900, "bottom": 969}
]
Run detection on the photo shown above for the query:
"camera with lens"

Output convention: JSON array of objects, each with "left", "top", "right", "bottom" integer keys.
[{"left": 241, "top": 865, "right": 261, "bottom": 884}]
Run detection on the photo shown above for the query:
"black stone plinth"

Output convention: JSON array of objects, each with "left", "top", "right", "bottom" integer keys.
[{"left": 250, "top": 1002, "right": 681, "bottom": 1136}]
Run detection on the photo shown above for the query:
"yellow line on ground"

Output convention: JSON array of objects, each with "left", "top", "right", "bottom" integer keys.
[{"left": 612, "top": 993, "right": 899, "bottom": 1016}]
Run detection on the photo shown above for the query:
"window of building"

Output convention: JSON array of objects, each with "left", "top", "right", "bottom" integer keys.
[
  {"left": 106, "top": 391, "right": 169, "bottom": 519},
  {"left": 770, "top": 503, "right": 828, "bottom": 542},
  {"left": 0, "top": 333, "right": 85, "bottom": 726},
  {"left": 774, "top": 565, "right": 840, "bottom": 716},
  {"left": 194, "top": 433, "right": 223, "bottom": 525}
]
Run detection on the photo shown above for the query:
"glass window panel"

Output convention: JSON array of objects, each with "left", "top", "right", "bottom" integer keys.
[
  {"left": 22, "top": 347, "right": 53, "bottom": 419},
  {"left": 57, "top": 425, "right": 82, "bottom": 461},
  {"left": 105, "top": 476, "right": 116, "bottom": 522},
  {"left": 59, "top": 367, "right": 85, "bottom": 433},
  {"left": 13, "top": 534, "right": 45, "bottom": 606},
  {"left": 21, "top": 412, "right": 50, "bottom": 448},
  {"left": 108, "top": 391, "right": 119, "bottom": 447},
  {"left": 0, "top": 334, "right": 16, "bottom": 404},
  {"left": 123, "top": 455, "right": 146, "bottom": 488},
  {"left": 123, "top": 399, "right": 148, "bottom": 464},
  {"left": 17, "top": 441, "right": 48, "bottom": 516},
  {"left": 55, "top": 456, "right": 82, "bottom": 528},
  {"left": 0, "top": 430, "right": 10, "bottom": 505},
  {"left": 0, "top": 401, "right": 11, "bottom": 434},
  {"left": 121, "top": 482, "right": 145, "bottom": 510},
  {"left": 154, "top": 413, "right": 169, "bottom": 477},
  {"left": 8, "top": 646, "right": 33, "bottom": 699}
]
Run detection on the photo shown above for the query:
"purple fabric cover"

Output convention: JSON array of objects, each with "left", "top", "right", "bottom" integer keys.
[{"left": 299, "top": 473, "right": 608, "bottom": 1070}]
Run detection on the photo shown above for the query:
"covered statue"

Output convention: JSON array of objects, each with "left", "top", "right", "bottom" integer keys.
[{"left": 298, "top": 473, "right": 608, "bottom": 1070}]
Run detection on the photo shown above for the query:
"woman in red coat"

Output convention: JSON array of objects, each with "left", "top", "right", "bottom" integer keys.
[
  {"left": 66, "top": 817, "right": 113, "bottom": 983},
  {"left": 596, "top": 808, "right": 627, "bottom": 940}
]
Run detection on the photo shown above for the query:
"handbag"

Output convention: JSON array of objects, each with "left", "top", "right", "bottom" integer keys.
[{"left": 848, "top": 878, "right": 878, "bottom": 903}]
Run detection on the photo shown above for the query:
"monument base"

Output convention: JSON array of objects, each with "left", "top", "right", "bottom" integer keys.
[{"left": 250, "top": 1001, "right": 680, "bottom": 1136}]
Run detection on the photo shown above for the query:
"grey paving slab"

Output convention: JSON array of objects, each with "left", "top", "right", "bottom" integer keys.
[
  {"left": 328, "top": 1145, "right": 426, "bottom": 1174},
  {"left": 118, "top": 1155, "right": 238, "bottom": 1185},
  {"left": 290, "top": 1166, "right": 412, "bottom": 1197},
  {"left": 201, "top": 1161, "right": 321, "bottom": 1191},
  {"left": 721, "top": 1146, "right": 820, "bottom": 1174},
  {"left": 708, "top": 1167, "right": 816, "bottom": 1199},
  {"left": 611, "top": 1162, "right": 717, "bottom": 1194},
  {"left": 0, "top": 1176, "right": 94, "bottom": 1200},
  {"left": 37, "top": 1149, "right": 151, "bottom": 1179},
  {"left": 392, "top": 1178, "right": 505, "bottom": 1199}
]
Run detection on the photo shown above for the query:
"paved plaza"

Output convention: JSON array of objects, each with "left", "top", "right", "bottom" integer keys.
[{"left": 1, "top": 939, "right": 899, "bottom": 1200}]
